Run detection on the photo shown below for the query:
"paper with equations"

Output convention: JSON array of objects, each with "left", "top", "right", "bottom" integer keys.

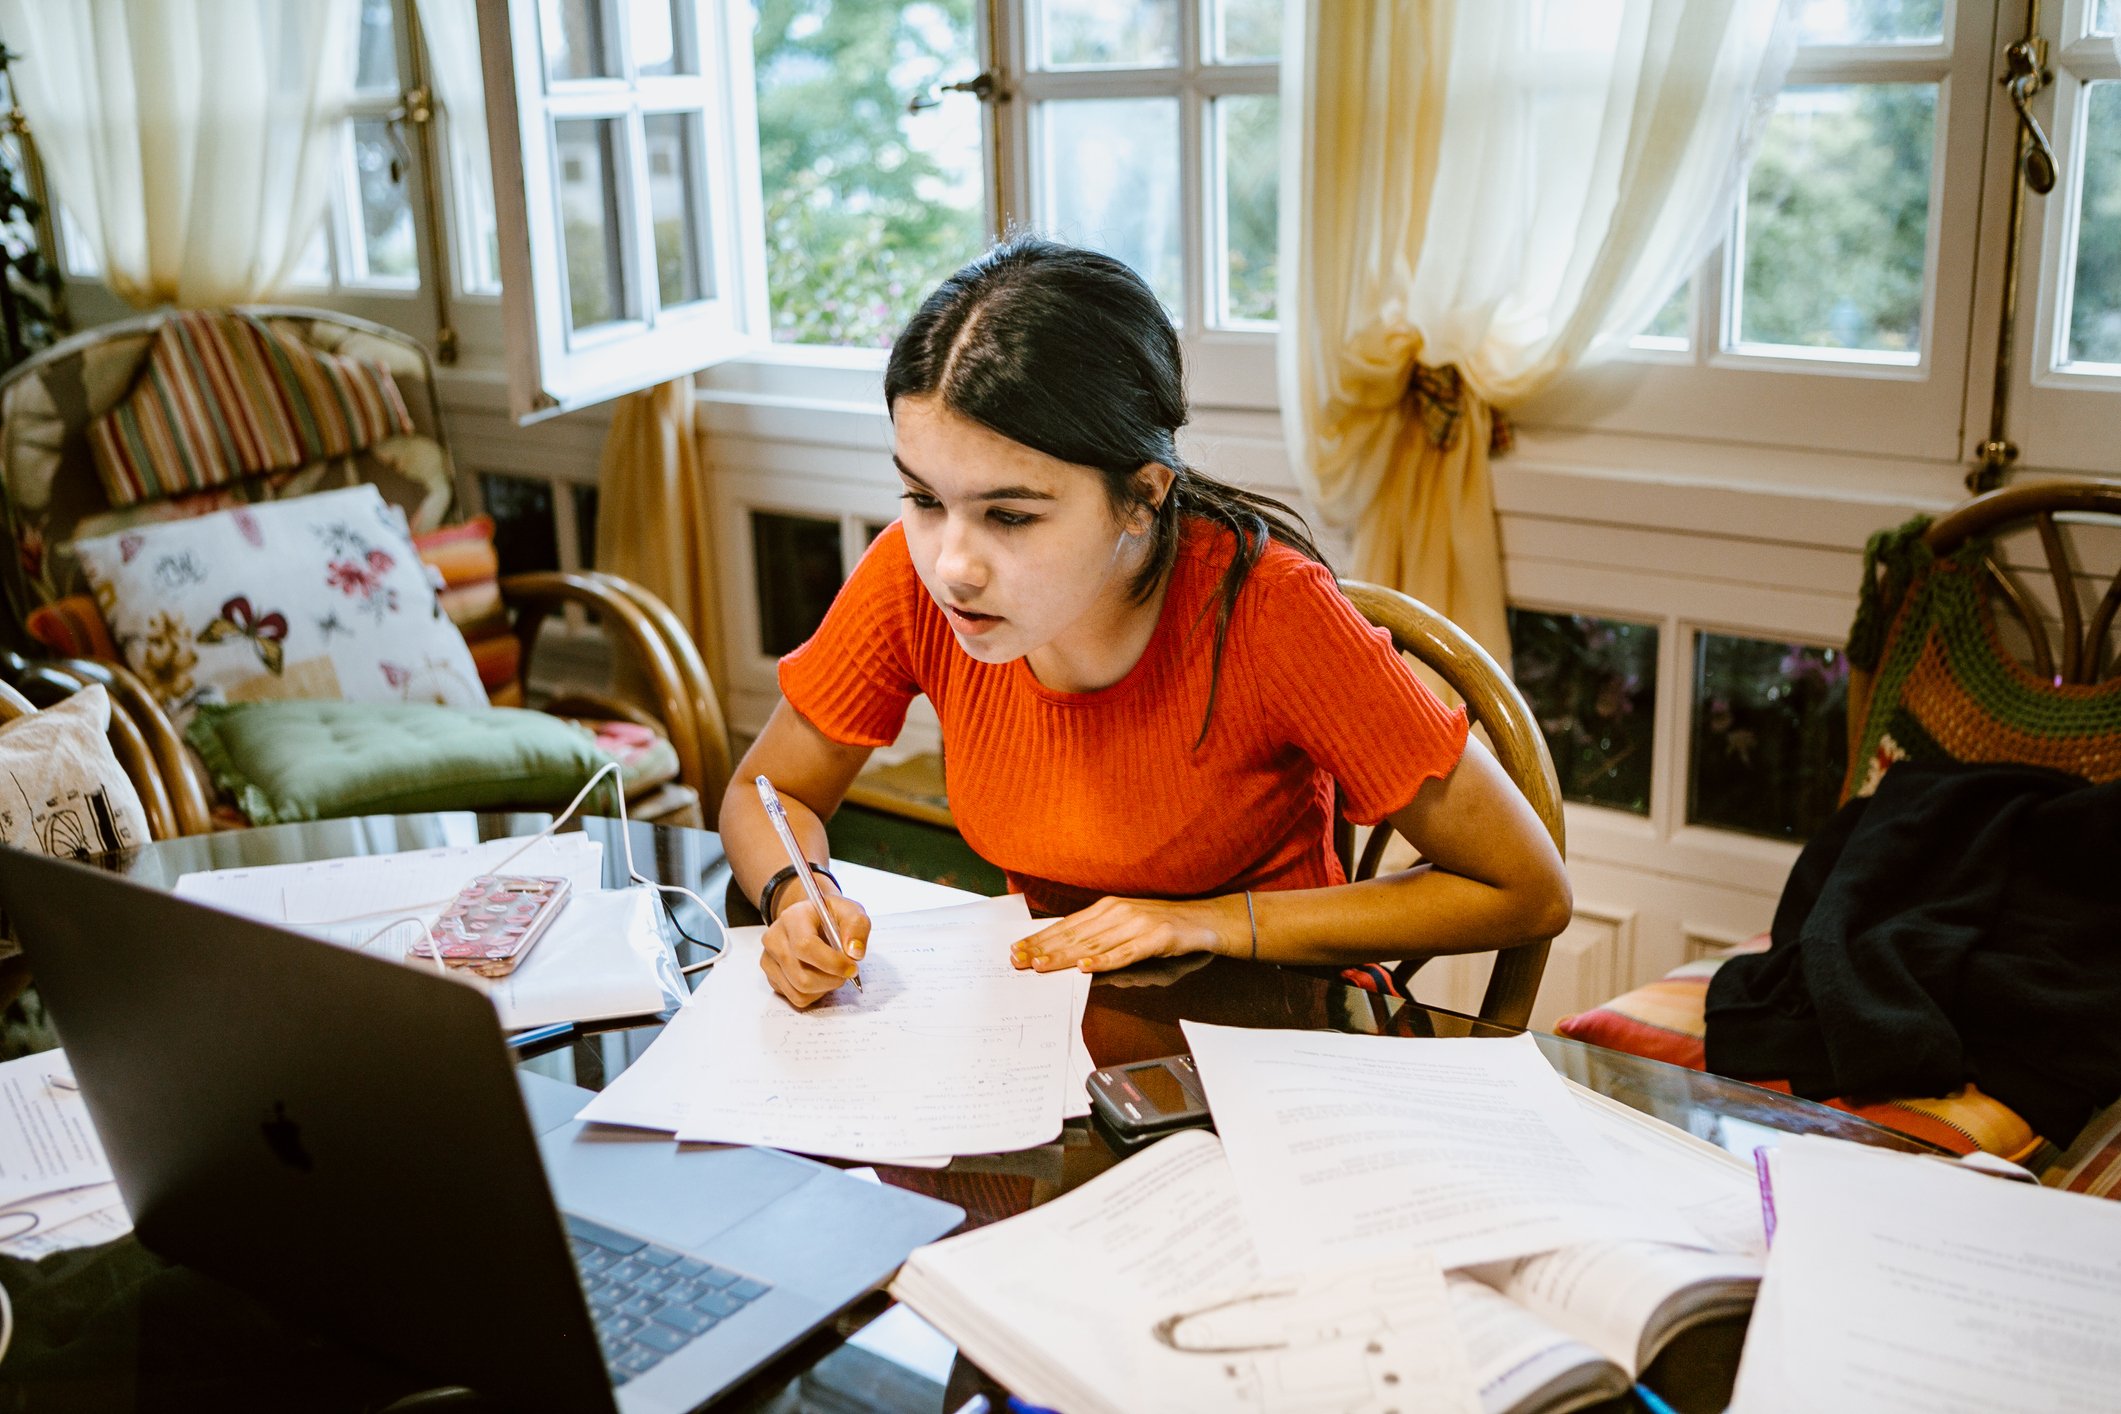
[
  {"left": 580, "top": 894, "right": 1088, "bottom": 1162},
  {"left": 1181, "top": 1023, "right": 1707, "bottom": 1274},
  {"left": 1732, "top": 1135, "right": 2121, "bottom": 1413}
]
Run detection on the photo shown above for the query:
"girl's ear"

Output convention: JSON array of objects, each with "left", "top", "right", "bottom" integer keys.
[{"left": 1132, "top": 463, "right": 1177, "bottom": 531}]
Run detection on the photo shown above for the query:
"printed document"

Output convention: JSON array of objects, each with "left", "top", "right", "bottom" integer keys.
[
  {"left": 893, "top": 1129, "right": 1481, "bottom": 1414},
  {"left": 0, "top": 1050, "right": 110, "bottom": 1208},
  {"left": 1181, "top": 1024, "right": 1706, "bottom": 1273},
  {"left": 1732, "top": 1135, "right": 2121, "bottom": 1413}
]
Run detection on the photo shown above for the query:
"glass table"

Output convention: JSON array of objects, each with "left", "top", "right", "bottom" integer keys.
[{"left": 0, "top": 815, "right": 1939, "bottom": 1413}]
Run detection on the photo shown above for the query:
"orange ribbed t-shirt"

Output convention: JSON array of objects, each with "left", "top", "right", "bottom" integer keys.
[{"left": 778, "top": 518, "right": 1468, "bottom": 917}]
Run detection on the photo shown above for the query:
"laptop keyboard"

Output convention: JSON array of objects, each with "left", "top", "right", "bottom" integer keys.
[{"left": 565, "top": 1213, "right": 773, "bottom": 1387}]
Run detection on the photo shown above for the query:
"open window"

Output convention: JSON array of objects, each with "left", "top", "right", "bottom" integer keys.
[{"left": 477, "top": 0, "right": 765, "bottom": 422}]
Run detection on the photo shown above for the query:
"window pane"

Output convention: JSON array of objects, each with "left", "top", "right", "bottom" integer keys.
[
  {"left": 630, "top": 0, "right": 687, "bottom": 75},
  {"left": 644, "top": 113, "right": 706, "bottom": 308},
  {"left": 2098, "top": 0, "right": 2115, "bottom": 34},
  {"left": 351, "top": 119, "right": 418, "bottom": 286},
  {"left": 1217, "top": 95, "right": 1278, "bottom": 324},
  {"left": 1508, "top": 610, "right": 1658, "bottom": 815},
  {"left": 354, "top": 0, "right": 398, "bottom": 93},
  {"left": 754, "top": 0, "right": 986, "bottom": 348},
  {"left": 554, "top": 118, "right": 628, "bottom": 332},
  {"left": 752, "top": 512, "right": 844, "bottom": 657},
  {"left": 2066, "top": 82, "right": 2121, "bottom": 369},
  {"left": 1038, "top": 0, "right": 1178, "bottom": 68},
  {"left": 480, "top": 476, "right": 560, "bottom": 577},
  {"left": 1788, "top": 0, "right": 1943, "bottom": 45},
  {"left": 1633, "top": 280, "right": 1691, "bottom": 349},
  {"left": 1737, "top": 84, "right": 1935, "bottom": 359},
  {"left": 290, "top": 223, "right": 332, "bottom": 287},
  {"left": 572, "top": 485, "right": 600, "bottom": 567},
  {"left": 1689, "top": 633, "right": 1850, "bottom": 841},
  {"left": 1214, "top": 0, "right": 1280, "bottom": 62},
  {"left": 1041, "top": 98, "right": 1181, "bottom": 315},
  {"left": 542, "top": 0, "right": 613, "bottom": 81}
]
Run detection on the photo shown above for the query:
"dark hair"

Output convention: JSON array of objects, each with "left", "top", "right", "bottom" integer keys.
[{"left": 884, "top": 236, "right": 1326, "bottom": 742}]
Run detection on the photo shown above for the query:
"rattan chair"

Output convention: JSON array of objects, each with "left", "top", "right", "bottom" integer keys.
[{"left": 1333, "top": 579, "right": 1567, "bottom": 1031}]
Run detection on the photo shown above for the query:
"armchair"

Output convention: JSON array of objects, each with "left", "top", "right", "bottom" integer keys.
[{"left": 0, "top": 307, "right": 728, "bottom": 829}]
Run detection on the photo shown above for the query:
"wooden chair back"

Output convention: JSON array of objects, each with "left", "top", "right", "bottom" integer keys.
[{"left": 1334, "top": 580, "right": 1567, "bottom": 1031}]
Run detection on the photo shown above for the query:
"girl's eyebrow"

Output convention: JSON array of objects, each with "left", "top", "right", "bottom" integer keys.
[{"left": 893, "top": 456, "right": 1057, "bottom": 503}]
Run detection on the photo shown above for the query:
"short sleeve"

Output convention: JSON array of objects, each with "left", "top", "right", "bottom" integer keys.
[
  {"left": 777, "top": 522, "right": 924, "bottom": 747},
  {"left": 1246, "top": 557, "right": 1470, "bottom": 824}
]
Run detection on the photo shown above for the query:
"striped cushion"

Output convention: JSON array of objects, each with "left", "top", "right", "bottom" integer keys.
[
  {"left": 87, "top": 310, "right": 414, "bottom": 506},
  {"left": 411, "top": 516, "right": 523, "bottom": 705},
  {"left": 1556, "top": 949, "right": 2045, "bottom": 1162},
  {"left": 26, "top": 593, "right": 118, "bottom": 659}
]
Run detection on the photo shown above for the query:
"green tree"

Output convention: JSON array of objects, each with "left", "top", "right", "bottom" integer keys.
[
  {"left": 2069, "top": 82, "right": 2121, "bottom": 365},
  {"left": 753, "top": 0, "right": 983, "bottom": 347}
]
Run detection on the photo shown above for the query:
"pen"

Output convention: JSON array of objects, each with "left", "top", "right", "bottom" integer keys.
[
  {"left": 1631, "top": 1384, "right": 1681, "bottom": 1414},
  {"left": 754, "top": 775, "right": 861, "bottom": 991}
]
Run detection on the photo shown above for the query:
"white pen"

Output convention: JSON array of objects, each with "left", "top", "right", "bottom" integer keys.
[{"left": 754, "top": 774, "right": 861, "bottom": 991}]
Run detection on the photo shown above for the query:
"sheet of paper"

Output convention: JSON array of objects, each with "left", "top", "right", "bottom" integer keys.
[
  {"left": 175, "top": 833, "right": 605, "bottom": 925},
  {"left": 1731, "top": 1135, "right": 2121, "bottom": 1413},
  {"left": 1182, "top": 1024, "right": 1704, "bottom": 1275},
  {"left": 0, "top": 1050, "right": 112, "bottom": 1208},
  {"left": 1443, "top": 1274, "right": 1625, "bottom": 1414},
  {"left": 894, "top": 1130, "right": 1480, "bottom": 1414},
  {"left": 673, "top": 896, "right": 1073, "bottom": 1159},
  {"left": 0, "top": 1181, "right": 131, "bottom": 1259},
  {"left": 1568, "top": 1082, "right": 1768, "bottom": 1257}
]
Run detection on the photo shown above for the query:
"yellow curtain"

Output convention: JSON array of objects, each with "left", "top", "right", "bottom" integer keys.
[
  {"left": 1281, "top": 0, "right": 1792, "bottom": 672},
  {"left": 593, "top": 377, "right": 727, "bottom": 700}
]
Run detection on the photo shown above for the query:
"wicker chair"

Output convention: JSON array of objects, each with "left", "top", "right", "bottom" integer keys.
[
  {"left": 0, "top": 306, "right": 729, "bottom": 830},
  {"left": 1556, "top": 477, "right": 2121, "bottom": 1162},
  {"left": 1333, "top": 579, "right": 1567, "bottom": 1031}
]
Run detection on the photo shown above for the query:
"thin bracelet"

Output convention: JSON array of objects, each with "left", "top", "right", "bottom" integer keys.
[{"left": 1244, "top": 890, "right": 1258, "bottom": 961}]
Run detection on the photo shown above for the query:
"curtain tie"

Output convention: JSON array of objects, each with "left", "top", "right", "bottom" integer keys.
[{"left": 1407, "top": 362, "right": 1514, "bottom": 456}]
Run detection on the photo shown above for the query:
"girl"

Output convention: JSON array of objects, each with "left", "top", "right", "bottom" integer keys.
[{"left": 721, "top": 238, "right": 1571, "bottom": 1009}]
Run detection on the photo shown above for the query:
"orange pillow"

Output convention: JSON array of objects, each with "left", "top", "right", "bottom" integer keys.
[{"left": 25, "top": 595, "right": 119, "bottom": 660}]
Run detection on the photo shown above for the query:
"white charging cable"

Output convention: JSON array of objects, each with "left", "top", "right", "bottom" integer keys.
[{"left": 0, "top": 1274, "right": 13, "bottom": 1369}]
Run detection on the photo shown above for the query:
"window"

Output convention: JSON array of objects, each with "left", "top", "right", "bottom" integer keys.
[
  {"left": 480, "top": 0, "right": 762, "bottom": 418},
  {"left": 1688, "top": 632, "right": 1849, "bottom": 840},
  {"left": 2007, "top": 1, "right": 2121, "bottom": 473},
  {"left": 1532, "top": 0, "right": 1997, "bottom": 460},
  {"left": 1508, "top": 610, "right": 1659, "bottom": 815}
]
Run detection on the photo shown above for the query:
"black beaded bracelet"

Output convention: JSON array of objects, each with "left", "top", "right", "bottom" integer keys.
[{"left": 759, "top": 862, "right": 840, "bottom": 924}]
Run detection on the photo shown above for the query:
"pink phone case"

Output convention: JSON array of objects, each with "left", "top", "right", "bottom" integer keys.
[{"left": 410, "top": 874, "right": 572, "bottom": 978}]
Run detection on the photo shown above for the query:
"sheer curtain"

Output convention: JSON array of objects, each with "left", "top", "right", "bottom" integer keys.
[
  {"left": 0, "top": 0, "right": 355, "bottom": 307},
  {"left": 1279, "top": 0, "right": 1792, "bottom": 667}
]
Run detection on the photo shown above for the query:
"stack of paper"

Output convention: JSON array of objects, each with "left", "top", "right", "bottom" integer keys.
[
  {"left": 173, "top": 834, "right": 683, "bottom": 1029},
  {"left": 894, "top": 1023, "right": 1773, "bottom": 1414},
  {"left": 1733, "top": 1134, "right": 2121, "bottom": 1412},
  {"left": 0, "top": 1050, "right": 132, "bottom": 1259},
  {"left": 580, "top": 892, "right": 1091, "bottom": 1163}
]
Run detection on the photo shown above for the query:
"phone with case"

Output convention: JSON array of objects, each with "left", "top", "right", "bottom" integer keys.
[{"left": 410, "top": 874, "right": 572, "bottom": 979}]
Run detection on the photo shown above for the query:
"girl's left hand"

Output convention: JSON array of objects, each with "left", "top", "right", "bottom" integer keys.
[{"left": 1012, "top": 894, "right": 1247, "bottom": 973}]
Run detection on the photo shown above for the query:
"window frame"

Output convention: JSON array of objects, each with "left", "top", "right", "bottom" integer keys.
[{"left": 1521, "top": 6, "right": 2005, "bottom": 464}]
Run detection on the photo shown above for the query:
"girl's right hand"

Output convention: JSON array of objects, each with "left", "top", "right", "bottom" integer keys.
[{"left": 759, "top": 892, "right": 870, "bottom": 1008}]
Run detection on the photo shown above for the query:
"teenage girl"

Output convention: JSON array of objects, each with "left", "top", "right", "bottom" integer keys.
[{"left": 720, "top": 238, "right": 1572, "bottom": 1008}]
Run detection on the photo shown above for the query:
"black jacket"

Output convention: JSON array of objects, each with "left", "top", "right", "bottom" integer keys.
[{"left": 1704, "top": 762, "right": 2121, "bottom": 1146}]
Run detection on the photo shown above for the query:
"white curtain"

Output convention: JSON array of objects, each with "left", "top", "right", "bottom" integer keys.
[
  {"left": 1279, "top": 0, "right": 1792, "bottom": 667},
  {"left": 0, "top": 0, "right": 356, "bottom": 308},
  {"left": 412, "top": 0, "right": 491, "bottom": 272}
]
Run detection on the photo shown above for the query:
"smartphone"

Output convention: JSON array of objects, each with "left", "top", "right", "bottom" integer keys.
[
  {"left": 410, "top": 874, "right": 572, "bottom": 979},
  {"left": 1086, "top": 1054, "right": 1212, "bottom": 1148}
]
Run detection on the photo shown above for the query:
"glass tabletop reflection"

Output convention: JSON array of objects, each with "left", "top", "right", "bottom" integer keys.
[{"left": 10, "top": 813, "right": 1935, "bottom": 1413}]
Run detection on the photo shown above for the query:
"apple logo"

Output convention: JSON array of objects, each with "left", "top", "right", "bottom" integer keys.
[{"left": 262, "top": 1101, "right": 314, "bottom": 1173}]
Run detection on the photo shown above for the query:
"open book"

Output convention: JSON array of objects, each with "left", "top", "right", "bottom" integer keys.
[{"left": 893, "top": 1096, "right": 1765, "bottom": 1414}]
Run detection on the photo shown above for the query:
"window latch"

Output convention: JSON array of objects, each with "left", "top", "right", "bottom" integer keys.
[
  {"left": 907, "top": 71, "right": 1003, "bottom": 115},
  {"left": 2000, "top": 36, "right": 2057, "bottom": 196}
]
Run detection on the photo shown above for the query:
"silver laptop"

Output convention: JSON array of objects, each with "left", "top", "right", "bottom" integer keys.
[{"left": 0, "top": 847, "right": 964, "bottom": 1412}]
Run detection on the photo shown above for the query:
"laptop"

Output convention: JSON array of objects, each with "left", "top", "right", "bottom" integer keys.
[{"left": 0, "top": 847, "right": 965, "bottom": 1412}]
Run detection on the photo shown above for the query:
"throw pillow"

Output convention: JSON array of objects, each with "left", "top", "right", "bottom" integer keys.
[
  {"left": 0, "top": 685, "right": 150, "bottom": 858},
  {"left": 73, "top": 484, "right": 483, "bottom": 730},
  {"left": 411, "top": 516, "right": 524, "bottom": 706},
  {"left": 185, "top": 701, "right": 617, "bottom": 826}
]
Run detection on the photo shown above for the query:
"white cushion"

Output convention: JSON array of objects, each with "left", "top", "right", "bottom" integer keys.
[{"left": 74, "top": 485, "right": 483, "bottom": 730}]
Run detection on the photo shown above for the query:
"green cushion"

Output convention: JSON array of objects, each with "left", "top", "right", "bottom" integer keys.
[{"left": 187, "top": 702, "right": 620, "bottom": 826}]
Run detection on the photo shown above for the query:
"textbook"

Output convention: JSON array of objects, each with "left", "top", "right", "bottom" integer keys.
[{"left": 893, "top": 1111, "right": 1765, "bottom": 1413}]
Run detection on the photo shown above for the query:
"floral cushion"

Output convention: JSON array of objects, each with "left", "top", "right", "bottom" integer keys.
[
  {"left": 73, "top": 484, "right": 482, "bottom": 729},
  {"left": 1555, "top": 950, "right": 2046, "bottom": 1162}
]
